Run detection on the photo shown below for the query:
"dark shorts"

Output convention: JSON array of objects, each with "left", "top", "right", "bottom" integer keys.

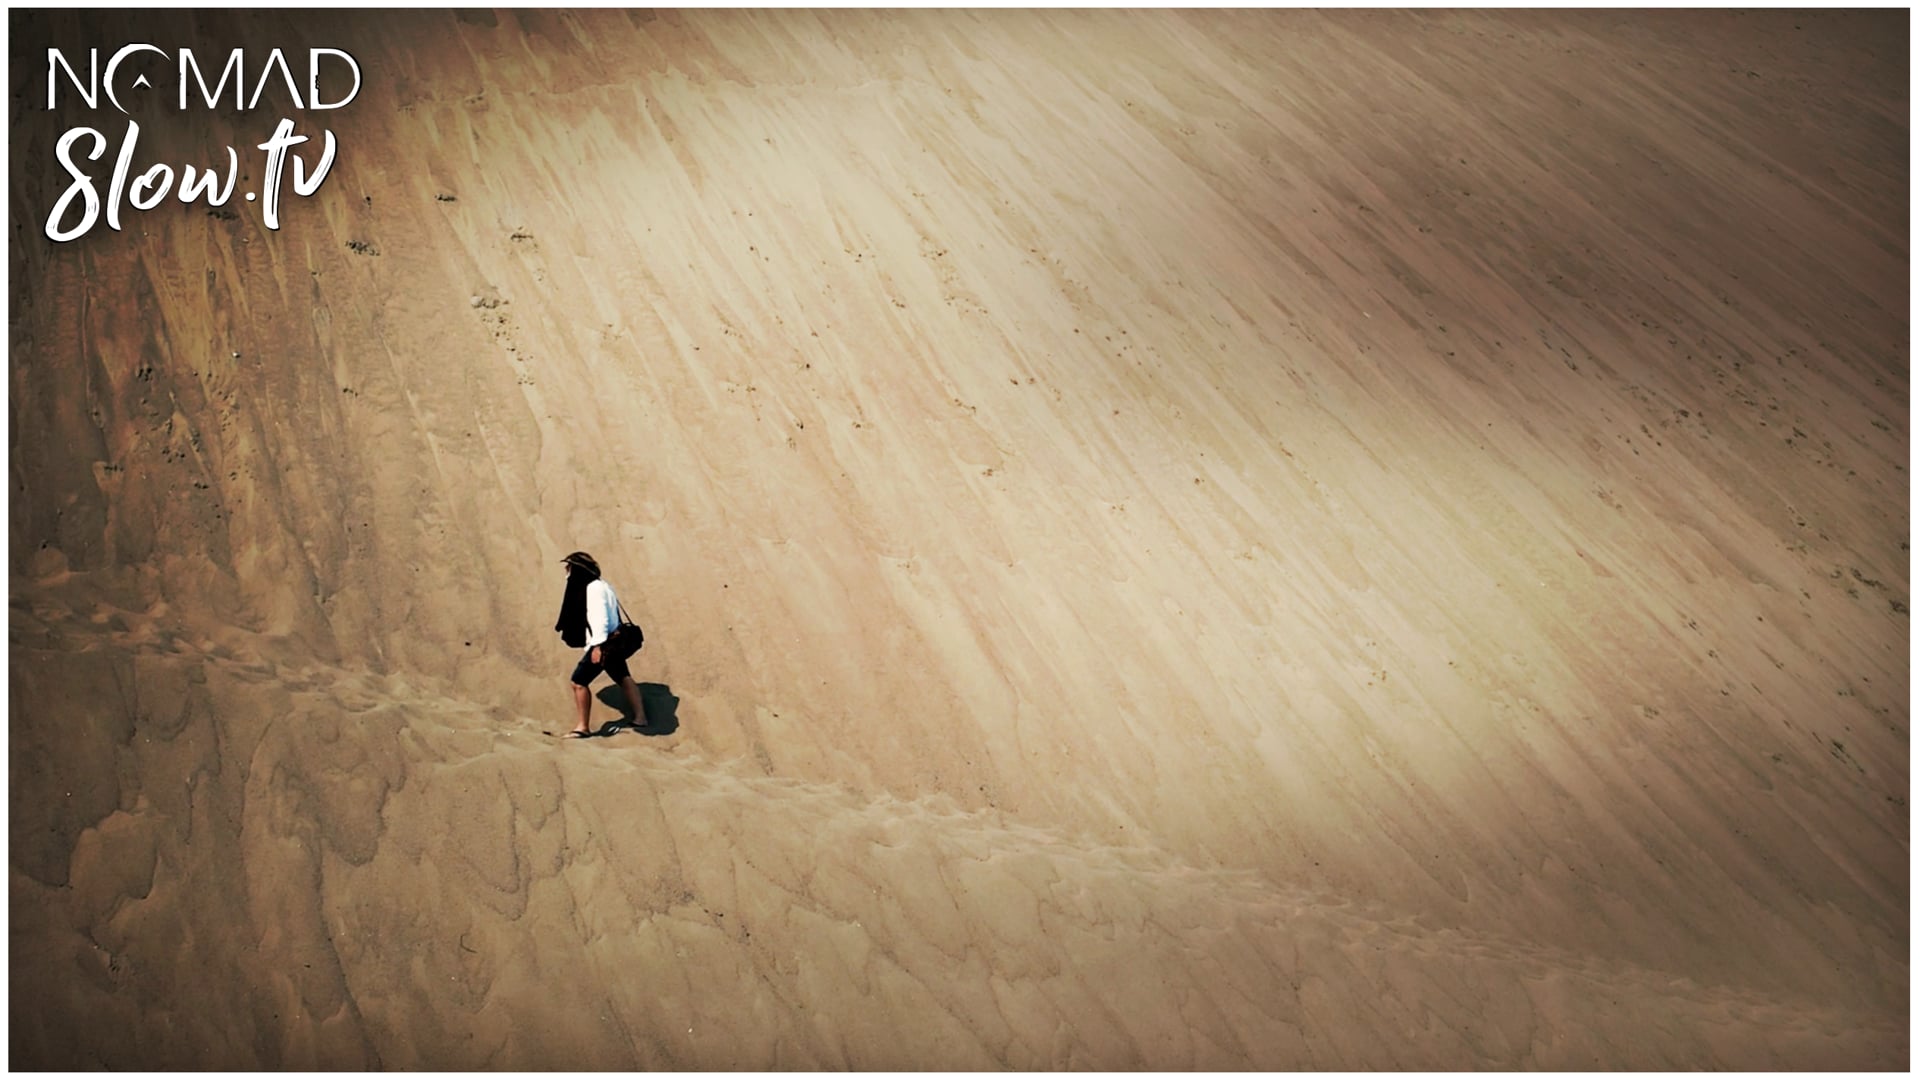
[{"left": 570, "top": 648, "right": 631, "bottom": 686}]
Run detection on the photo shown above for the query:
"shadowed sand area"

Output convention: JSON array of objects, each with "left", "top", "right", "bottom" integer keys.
[{"left": 8, "top": 8, "right": 1907, "bottom": 1069}]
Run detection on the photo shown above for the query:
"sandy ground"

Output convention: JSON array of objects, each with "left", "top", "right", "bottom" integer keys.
[{"left": 7, "top": 8, "right": 1908, "bottom": 1069}]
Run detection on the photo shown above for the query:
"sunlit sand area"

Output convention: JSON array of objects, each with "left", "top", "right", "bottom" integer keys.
[{"left": 8, "top": 8, "right": 1907, "bottom": 1068}]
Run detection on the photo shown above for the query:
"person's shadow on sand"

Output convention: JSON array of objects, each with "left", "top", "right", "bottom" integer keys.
[{"left": 597, "top": 682, "right": 680, "bottom": 736}]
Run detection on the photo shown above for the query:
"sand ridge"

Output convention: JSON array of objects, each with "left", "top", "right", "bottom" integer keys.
[
  {"left": 10, "top": 601, "right": 1905, "bottom": 1069},
  {"left": 9, "top": 7, "right": 1908, "bottom": 1069}
]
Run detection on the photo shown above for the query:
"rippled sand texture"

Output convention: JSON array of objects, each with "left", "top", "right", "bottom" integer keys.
[{"left": 9, "top": 8, "right": 1907, "bottom": 1069}]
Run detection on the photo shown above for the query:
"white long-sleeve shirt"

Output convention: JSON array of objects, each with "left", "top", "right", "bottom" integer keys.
[{"left": 582, "top": 579, "right": 622, "bottom": 650}]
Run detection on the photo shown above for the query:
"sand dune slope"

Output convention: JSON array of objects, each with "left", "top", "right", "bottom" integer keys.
[
  {"left": 8, "top": 611, "right": 1905, "bottom": 1069},
  {"left": 9, "top": 8, "right": 1908, "bottom": 1069}
]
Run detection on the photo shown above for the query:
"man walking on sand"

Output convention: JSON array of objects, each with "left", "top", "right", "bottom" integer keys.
[{"left": 553, "top": 551, "right": 646, "bottom": 738}]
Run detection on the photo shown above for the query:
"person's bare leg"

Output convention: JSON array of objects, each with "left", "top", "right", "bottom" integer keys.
[
  {"left": 619, "top": 675, "right": 645, "bottom": 728},
  {"left": 569, "top": 681, "right": 593, "bottom": 736}
]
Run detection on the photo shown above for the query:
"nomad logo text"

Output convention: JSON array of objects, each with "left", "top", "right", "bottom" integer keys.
[{"left": 43, "top": 45, "right": 360, "bottom": 242}]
